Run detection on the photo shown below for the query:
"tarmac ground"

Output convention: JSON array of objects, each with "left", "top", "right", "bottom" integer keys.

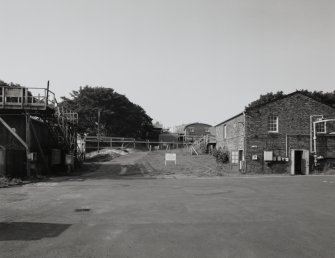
[{"left": 1, "top": 151, "right": 335, "bottom": 258}]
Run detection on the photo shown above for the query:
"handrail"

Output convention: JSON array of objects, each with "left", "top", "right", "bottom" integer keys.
[{"left": 0, "top": 86, "right": 57, "bottom": 108}]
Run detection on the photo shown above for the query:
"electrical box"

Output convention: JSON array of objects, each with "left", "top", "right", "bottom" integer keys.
[
  {"left": 28, "top": 152, "right": 37, "bottom": 161},
  {"left": 264, "top": 151, "right": 273, "bottom": 161}
]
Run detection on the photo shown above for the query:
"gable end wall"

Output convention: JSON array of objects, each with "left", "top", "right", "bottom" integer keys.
[{"left": 245, "top": 93, "right": 335, "bottom": 173}]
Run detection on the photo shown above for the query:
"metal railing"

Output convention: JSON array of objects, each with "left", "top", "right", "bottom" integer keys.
[{"left": 0, "top": 86, "right": 57, "bottom": 109}]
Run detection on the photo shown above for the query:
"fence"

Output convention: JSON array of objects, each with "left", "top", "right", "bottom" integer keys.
[{"left": 83, "top": 136, "right": 191, "bottom": 153}]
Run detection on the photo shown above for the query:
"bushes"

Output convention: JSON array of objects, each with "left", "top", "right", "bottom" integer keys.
[
  {"left": 199, "top": 142, "right": 208, "bottom": 154},
  {"left": 213, "top": 147, "right": 229, "bottom": 164}
]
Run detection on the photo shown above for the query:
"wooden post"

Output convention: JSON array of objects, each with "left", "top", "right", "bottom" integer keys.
[
  {"left": 97, "top": 109, "right": 101, "bottom": 153},
  {"left": 26, "top": 115, "right": 31, "bottom": 177},
  {"left": 46, "top": 80, "right": 50, "bottom": 108},
  {"left": 24, "top": 88, "right": 28, "bottom": 106},
  {"left": 0, "top": 86, "right": 4, "bottom": 106},
  {"left": 21, "top": 87, "right": 24, "bottom": 108}
]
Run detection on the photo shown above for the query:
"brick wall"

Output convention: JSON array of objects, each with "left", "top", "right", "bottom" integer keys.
[
  {"left": 245, "top": 93, "right": 335, "bottom": 173},
  {"left": 185, "top": 123, "right": 211, "bottom": 142}
]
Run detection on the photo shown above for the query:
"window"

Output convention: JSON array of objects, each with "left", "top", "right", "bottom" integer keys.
[
  {"left": 231, "top": 151, "right": 238, "bottom": 164},
  {"left": 224, "top": 125, "right": 227, "bottom": 139},
  {"left": 316, "top": 122, "right": 326, "bottom": 133},
  {"left": 189, "top": 127, "right": 194, "bottom": 133},
  {"left": 268, "top": 116, "right": 278, "bottom": 132}
]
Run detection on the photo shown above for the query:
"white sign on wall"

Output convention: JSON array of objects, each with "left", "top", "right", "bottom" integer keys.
[
  {"left": 264, "top": 151, "right": 273, "bottom": 161},
  {"left": 165, "top": 153, "right": 176, "bottom": 165}
]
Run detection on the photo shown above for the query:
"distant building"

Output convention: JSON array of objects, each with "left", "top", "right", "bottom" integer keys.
[
  {"left": 159, "top": 133, "right": 179, "bottom": 143},
  {"left": 184, "top": 122, "right": 212, "bottom": 142},
  {"left": 215, "top": 91, "right": 335, "bottom": 174}
]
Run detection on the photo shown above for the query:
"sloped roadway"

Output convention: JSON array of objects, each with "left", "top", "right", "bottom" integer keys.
[{"left": 1, "top": 151, "right": 335, "bottom": 258}]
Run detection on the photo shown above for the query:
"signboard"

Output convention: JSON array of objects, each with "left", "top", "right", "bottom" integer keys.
[
  {"left": 165, "top": 153, "right": 176, "bottom": 165},
  {"left": 264, "top": 151, "right": 273, "bottom": 161}
]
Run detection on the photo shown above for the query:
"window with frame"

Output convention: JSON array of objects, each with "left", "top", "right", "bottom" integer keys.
[
  {"left": 189, "top": 127, "right": 194, "bottom": 133},
  {"left": 316, "top": 122, "right": 326, "bottom": 133},
  {"left": 268, "top": 116, "right": 278, "bottom": 132},
  {"left": 231, "top": 151, "right": 238, "bottom": 164},
  {"left": 224, "top": 125, "right": 227, "bottom": 139}
]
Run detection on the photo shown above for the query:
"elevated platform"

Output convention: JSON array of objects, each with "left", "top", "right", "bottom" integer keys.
[{"left": 0, "top": 86, "right": 56, "bottom": 112}]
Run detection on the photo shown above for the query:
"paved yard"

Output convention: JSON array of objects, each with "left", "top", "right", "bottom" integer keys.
[{"left": 1, "top": 151, "right": 335, "bottom": 258}]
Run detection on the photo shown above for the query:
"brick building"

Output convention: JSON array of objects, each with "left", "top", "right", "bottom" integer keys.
[
  {"left": 215, "top": 91, "right": 335, "bottom": 174},
  {"left": 184, "top": 122, "right": 212, "bottom": 142}
]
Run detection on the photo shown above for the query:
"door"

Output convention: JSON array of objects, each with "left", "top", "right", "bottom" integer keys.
[
  {"left": 291, "top": 149, "right": 309, "bottom": 175},
  {"left": 294, "top": 150, "right": 303, "bottom": 175},
  {"left": 238, "top": 150, "right": 243, "bottom": 171}
]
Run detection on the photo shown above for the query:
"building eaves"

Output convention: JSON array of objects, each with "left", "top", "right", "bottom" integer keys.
[
  {"left": 184, "top": 122, "right": 212, "bottom": 129},
  {"left": 215, "top": 112, "right": 244, "bottom": 127}
]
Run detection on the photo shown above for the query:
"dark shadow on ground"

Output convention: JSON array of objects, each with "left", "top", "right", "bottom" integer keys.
[{"left": 0, "top": 222, "right": 71, "bottom": 241}]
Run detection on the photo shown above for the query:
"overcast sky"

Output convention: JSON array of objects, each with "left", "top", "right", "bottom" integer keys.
[{"left": 1, "top": 0, "right": 334, "bottom": 127}]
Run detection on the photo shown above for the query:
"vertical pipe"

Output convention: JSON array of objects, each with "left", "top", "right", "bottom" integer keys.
[
  {"left": 313, "top": 122, "right": 317, "bottom": 154},
  {"left": 285, "top": 134, "right": 288, "bottom": 157}
]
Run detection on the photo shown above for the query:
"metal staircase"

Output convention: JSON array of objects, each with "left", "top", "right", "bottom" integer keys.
[
  {"left": 191, "top": 134, "right": 216, "bottom": 155},
  {"left": 0, "top": 84, "right": 79, "bottom": 176}
]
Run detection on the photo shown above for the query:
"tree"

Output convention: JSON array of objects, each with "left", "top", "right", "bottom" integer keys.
[
  {"left": 0, "top": 80, "right": 22, "bottom": 87},
  {"left": 60, "top": 86, "right": 154, "bottom": 138},
  {"left": 246, "top": 91, "right": 285, "bottom": 110},
  {"left": 246, "top": 90, "right": 335, "bottom": 110},
  {"left": 298, "top": 90, "right": 335, "bottom": 108}
]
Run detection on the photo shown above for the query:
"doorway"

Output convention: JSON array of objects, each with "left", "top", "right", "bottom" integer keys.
[
  {"left": 291, "top": 149, "right": 309, "bottom": 175},
  {"left": 238, "top": 150, "right": 243, "bottom": 171},
  {"left": 294, "top": 150, "right": 303, "bottom": 175}
]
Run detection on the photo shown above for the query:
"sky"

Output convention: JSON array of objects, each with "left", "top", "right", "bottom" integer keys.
[{"left": 0, "top": 0, "right": 334, "bottom": 128}]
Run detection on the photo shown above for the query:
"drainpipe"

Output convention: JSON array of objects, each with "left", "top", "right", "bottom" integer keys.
[
  {"left": 285, "top": 134, "right": 288, "bottom": 157},
  {"left": 310, "top": 115, "right": 323, "bottom": 153}
]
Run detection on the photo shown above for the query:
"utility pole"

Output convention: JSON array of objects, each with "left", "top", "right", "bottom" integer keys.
[{"left": 97, "top": 109, "right": 101, "bottom": 153}]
